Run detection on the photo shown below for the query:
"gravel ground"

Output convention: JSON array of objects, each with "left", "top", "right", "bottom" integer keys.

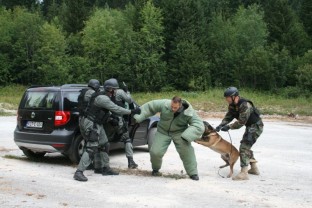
[{"left": 0, "top": 116, "right": 311, "bottom": 208}]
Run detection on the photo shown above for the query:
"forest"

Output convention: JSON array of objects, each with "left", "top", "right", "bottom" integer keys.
[{"left": 0, "top": 0, "right": 311, "bottom": 95}]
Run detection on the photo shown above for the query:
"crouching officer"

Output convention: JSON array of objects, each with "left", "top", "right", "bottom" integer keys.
[
  {"left": 134, "top": 96, "right": 204, "bottom": 181},
  {"left": 215, "top": 87, "right": 264, "bottom": 181},
  {"left": 73, "top": 79, "right": 141, "bottom": 182},
  {"left": 110, "top": 80, "right": 138, "bottom": 169}
]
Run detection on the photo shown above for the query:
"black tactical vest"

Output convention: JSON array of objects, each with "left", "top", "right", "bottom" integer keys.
[
  {"left": 228, "top": 98, "right": 260, "bottom": 126},
  {"left": 111, "top": 93, "right": 126, "bottom": 108},
  {"left": 85, "top": 92, "right": 109, "bottom": 124}
]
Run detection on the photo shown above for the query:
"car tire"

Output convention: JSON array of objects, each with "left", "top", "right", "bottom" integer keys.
[
  {"left": 147, "top": 127, "right": 157, "bottom": 151},
  {"left": 69, "top": 134, "right": 85, "bottom": 164},
  {"left": 22, "top": 148, "right": 46, "bottom": 160}
]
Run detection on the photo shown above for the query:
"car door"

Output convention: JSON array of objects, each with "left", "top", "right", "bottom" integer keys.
[{"left": 17, "top": 89, "right": 59, "bottom": 134}]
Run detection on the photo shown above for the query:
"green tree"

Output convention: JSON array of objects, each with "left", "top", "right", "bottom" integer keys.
[
  {"left": 0, "top": 0, "right": 39, "bottom": 10},
  {"left": 296, "top": 50, "right": 312, "bottom": 92},
  {"left": 10, "top": 7, "right": 43, "bottom": 85},
  {"left": 41, "top": 0, "right": 63, "bottom": 21},
  {"left": 262, "top": 0, "right": 310, "bottom": 56},
  {"left": 300, "top": 0, "right": 312, "bottom": 37},
  {"left": 83, "top": 8, "right": 132, "bottom": 81},
  {"left": 133, "top": 0, "right": 166, "bottom": 91},
  {"left": 0, "top": 7, "right": 13, "bottom": 85},
  {"left": 296, "top": 64, "right": 312, "bottom": 92},
  {"left": 34, "top": 22, "right": 69, "bottom": 85},
  {"left": 208, "top": 5, "right": 268, "bottom": 88},
  {"left": 61, "top": 0, "right": 90, "bottom": 34}
]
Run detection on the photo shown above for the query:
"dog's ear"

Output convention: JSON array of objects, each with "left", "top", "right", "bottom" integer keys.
[{"left": 203, "top": 121, "right": 215, "bottom": 131}]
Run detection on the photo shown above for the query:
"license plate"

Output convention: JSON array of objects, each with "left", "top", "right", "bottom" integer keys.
[{"left": 26, "top": 121, "right": 43, "bottom": 128}]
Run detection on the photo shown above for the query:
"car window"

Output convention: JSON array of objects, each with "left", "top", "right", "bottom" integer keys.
[
  {"left": 63, "top": 91, "right": 80, "bottom": 111},
  {"left": 23, "top": 91, "right": 57, "bottom": 109}
]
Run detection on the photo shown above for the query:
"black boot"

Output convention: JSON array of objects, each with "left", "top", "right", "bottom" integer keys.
[
  {"left": 74, "top": 170, "right": 88, "bottom": 182},
  {"left": 152, "top": 170, "right": 161, "bottom": 176},
  {"left": 127, "top": 156, "right": 138, "bottom": 169},
  {"left": 190, "top": 174, "right": 199, "bottom": 181},
  {"left": 94, "top": 168, "right": 102, "bottom": 174},
  {"left": 102, "top": 167, "right": 119, "bottom": 176}
]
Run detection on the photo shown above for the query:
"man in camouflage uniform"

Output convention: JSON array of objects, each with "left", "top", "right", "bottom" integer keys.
[
  {"left": 216, "top": 87, "right": 264, "bottom": 181},
  {"left": 106, "top": 80, "right": 138, "bottom": 169},
  {"left": 73, "top": 79, "right": 141, "bottom": 182}
]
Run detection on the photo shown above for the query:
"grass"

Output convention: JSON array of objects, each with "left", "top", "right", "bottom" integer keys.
[
  {"left": 132, "top": 89, "right": 312, "bottom": 116},
  {"left": 0, "top": 85, "right": 26, "bottom": 110},
  {"left": 0, "top": 85, "right": 311, "bottom": 116}
]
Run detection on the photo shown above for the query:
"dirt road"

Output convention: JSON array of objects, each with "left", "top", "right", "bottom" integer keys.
[{"left": 0, "top": 116, "right": 311, "bottom": 208}]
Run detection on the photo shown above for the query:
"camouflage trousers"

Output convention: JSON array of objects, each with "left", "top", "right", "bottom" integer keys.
[
  {"left": 239, "top": 120, "right": 264, "bottom": 167},
  {"left": 104, "top": 116, "right": 134, "bottom": 158}
]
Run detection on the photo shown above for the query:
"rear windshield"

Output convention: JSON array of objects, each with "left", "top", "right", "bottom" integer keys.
[
  {"left": 63, "top": 91, "right": 80, "bottom": 111},
  {"left": 22, "top": 91, "right": 57, "bottom": 109}
]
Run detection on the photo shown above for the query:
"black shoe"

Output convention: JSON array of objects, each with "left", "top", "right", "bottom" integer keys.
[
  {"left": 74, "top": 170, "right": 88, "bottom": 182},
  {"left": 127, "top": 157, "right": 138, "bottom": 169},
  {"left": 94, "top": 168, "right": 102, "bottom": 174},
  {"left": 102, "top": 167, "right": 119, "bottom": 176},
  {"left": 190, "top": 174, "right": 199, "bottom": 181},
  {"left": 152, "top": 170, "right": 161, "bottom": 176}
]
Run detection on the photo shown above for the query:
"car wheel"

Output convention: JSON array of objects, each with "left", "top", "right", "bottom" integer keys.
[
  {"left": 69, "top": 134, "right": 85, "bottom": 164},
  {"left": 22, "top": 148, "right": 46, "bottom": 160},
  {"left": 147, "top": 127, "right": 157, "bottom": 151}
]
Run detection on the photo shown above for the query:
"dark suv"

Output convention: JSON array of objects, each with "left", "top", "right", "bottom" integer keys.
[{"left": 14, "top": 84, "right": 158, "bottom": 163}]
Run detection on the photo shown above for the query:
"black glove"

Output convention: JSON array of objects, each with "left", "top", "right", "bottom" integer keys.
[
  {"left": 221, "top": 125, "right": 230, "bottom": 132},
  {"left": 215, "top": 125, "right": 223, "bottom": 132},
  {"left": 181, "top": 137, "right": 189, "bottom": 143},
  {"left": 131, "top": 107, "right": 141, "bottom": 115}
]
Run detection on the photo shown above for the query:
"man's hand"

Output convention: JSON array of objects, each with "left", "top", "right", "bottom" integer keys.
[
  {"left": 215, "top": 125, "right": 223, "bottom": 132},
  {"left": 131, "top": 107, "right": 141, "bottom": 115},
  {"left": 221, "top": 125, "right": 230, "bottom": 132}
]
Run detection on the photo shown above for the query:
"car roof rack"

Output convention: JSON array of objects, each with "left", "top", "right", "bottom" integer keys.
[
  {"left": 61, "top": 84, "right": 88, "bottom": 88},
  {"left": 27, "top": 85, "right": 54, "bottom": 89}
]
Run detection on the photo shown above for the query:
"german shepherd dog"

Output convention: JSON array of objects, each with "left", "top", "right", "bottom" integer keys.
[{"left": 195, "top": 121, "right": 239, "bottom": 178}]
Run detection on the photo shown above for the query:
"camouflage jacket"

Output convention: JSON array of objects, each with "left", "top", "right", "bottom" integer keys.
[{"left": 220, "top": 98, "right": 261, "bottom": 129}]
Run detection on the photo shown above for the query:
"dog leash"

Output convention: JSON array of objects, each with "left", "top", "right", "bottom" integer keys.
[{"left": 217, "top": 130, "right": 233, "bottom": 178}]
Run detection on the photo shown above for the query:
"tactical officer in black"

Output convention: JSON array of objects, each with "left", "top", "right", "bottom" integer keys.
[
  {"left": 104, "top": 79, "right": 138, "bottom": 169},
  {"left": 216, "top": 87, "right": 264, "bottom": 181},
  {"left": 78, "top": 79, "right": 100, "bottom": 121},
  {"left": 73, "top": 79, "right": 141, "bottom": 182}
]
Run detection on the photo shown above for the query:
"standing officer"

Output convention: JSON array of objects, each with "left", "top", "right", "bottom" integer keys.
[
  {"left": 134, "top": 96, "right": 204, "bottom": 181},
  {"left": 73, "top": 79, "right": 141, "bottom": 182},
  {"left": 76, "top": 79, "right": 100, "bottom": 171},
  {"left": 215, "top": 87, "right": 264, "bottom": 181},
  {"left": 109, "top": 80, "right": 138, "bottom": 169}
]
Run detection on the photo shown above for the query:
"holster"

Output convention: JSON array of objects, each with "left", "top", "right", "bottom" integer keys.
[{"left": 88, "top": 129, "right": 99, "bottom": 142}]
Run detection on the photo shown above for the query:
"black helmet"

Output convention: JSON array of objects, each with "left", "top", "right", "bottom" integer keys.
[
  {"left": 88, "top": 79, "right": 100, "bottom": 91},
  {"left": 104, "top": 78, "right": 119, "bottom": 91},
  {"left": 224, "top": 87, "right": 239, "bottom": 97}
]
